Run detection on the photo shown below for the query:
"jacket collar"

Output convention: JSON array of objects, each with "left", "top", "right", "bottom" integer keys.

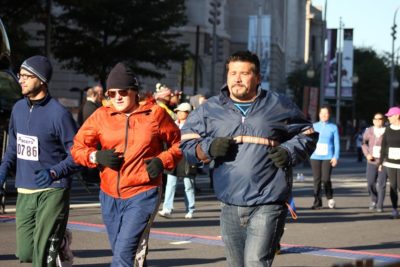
[
  {"left": 107, "top": 99, "right": 154, "bottom": 116},
  {"left": 25, "top": 93, "right": 51, "bottom": 108}
]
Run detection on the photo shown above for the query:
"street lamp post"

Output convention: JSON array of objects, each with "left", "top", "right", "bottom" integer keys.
[
  {"left": 351, "top": 75, "right": 359, "bottom": 121},
  {"left": 335, "top": 18, "right": 344, "bottom": 125},
  {"left": 208, "top": 0, "right": 221, "bottom": 97},
  {"left": 390, "top": 7, "right": 400, "bottom": 107},
  {"left": 319, "top": 0, "right": 328, "bottom": 109}
]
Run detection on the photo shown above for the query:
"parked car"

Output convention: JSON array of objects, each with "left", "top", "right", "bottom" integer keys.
[
  {"left": 0, "top": 18, "right": 21, "bottom": 157},
  {"left": 0, "top": 18, "right": 22, "bottom": 209}
]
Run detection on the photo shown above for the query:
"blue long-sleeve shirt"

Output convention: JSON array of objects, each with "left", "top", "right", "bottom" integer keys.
[
  {"left": 0, "top": 95, "right": 80, "bottom": 189},
  {"left": 310, "top": 121, "right": 340, "bottom": 160}
]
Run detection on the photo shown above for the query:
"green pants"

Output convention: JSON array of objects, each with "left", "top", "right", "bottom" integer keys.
[{"left": 15, "top": 188, "right": 70, "bottom": 267}]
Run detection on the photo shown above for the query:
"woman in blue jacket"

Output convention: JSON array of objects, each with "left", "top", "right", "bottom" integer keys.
[{"left": 310, "top": 105, "right": 340, "bottom": 209}]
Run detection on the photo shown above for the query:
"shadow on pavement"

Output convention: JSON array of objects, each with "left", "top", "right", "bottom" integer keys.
[
  {"left": 0, "top": 254, "right": 18, "bottom": 261},
  {"left": 147, "top": 257, "right": 226, "bottom": 266},
  {"left": 73, "top": 249, "right": 112, "bottom": 258},
  {"left": 153, "top": 218, "right": 220, "bottom": 229},
  {"left": 338, "top": 241, "right": 400, "bottom": 251}
]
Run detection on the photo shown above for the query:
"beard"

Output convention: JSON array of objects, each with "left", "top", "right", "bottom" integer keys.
[
  {"left": 23, "top": 84, "right": 42, "bottom": 98},
  {"left": 230, "top": 84, "right": 251, "bottom": 101}
]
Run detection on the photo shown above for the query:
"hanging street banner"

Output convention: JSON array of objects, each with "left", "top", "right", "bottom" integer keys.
[
  {"left": 324, "top": 28, "right": 338, "bottom": 98},
  {"left": 341, "top": 28, "right": 354, "bottom": 98},
  {"left": 248, "top": 15, "right": 271, "bottom": 90}
]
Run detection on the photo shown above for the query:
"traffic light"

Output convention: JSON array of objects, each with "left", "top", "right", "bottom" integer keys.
[
  {"left": 204, "top": 34, "right": 224, "bottom": 59},
  {"left": 392, "top": 24, "right": 397, "bottom": 40},
  {"left": 204, "top": 33, "right": 213, "bottom": 55},
  {"left": 216, "top": 37, "right": 224, "bottom": 62},
  {"left": 208, "top": 0, "right": 221, "bottom": 26}
]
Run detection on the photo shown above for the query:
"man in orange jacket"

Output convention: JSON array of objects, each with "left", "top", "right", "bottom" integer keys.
[{"left": 71, "top": 62, "right": 182, "bottom": 267}]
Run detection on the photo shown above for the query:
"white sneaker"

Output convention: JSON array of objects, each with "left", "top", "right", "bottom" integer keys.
[
  {"left": 184, "top": 213, "right": 193, "bottom": 219},
  {"left": 369, "top": 202, "right": 376, "bottom": 210},
  {"left": 328, "top": 199, "right": 336, "bottom": 209},
  {"left": 158, "top": 209, "right": 172, "bottom": 218}
]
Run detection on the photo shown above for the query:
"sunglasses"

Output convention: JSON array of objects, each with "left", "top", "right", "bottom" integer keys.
[{"left": 107, "top": 90, "right": 129, "bottom": 98}]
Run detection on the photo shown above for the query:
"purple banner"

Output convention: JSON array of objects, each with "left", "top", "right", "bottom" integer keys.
[{"left": 325, "top": 29, "right": 337, "bottom": 98}]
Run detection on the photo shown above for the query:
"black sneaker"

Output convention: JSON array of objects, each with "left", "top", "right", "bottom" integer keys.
[
  {"left": 275, "top": 243, "right": 281, "bottom": 255},
  {"left": 311, "top": 203, "right": 323, "bottom": 210},
  {"left": 390, "top": 209, "right": 399, "bottom": 219}
]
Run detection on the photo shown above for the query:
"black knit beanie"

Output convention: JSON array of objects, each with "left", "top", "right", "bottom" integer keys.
[
  {"left": 21, "top": 55, "right": 53, "bottom": 84},
  {"left": 106, "top": 62, "right": 140, "bottom": 90}
]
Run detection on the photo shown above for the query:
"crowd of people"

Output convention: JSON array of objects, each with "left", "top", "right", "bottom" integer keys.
[{"left": 0, "top": 51, "right": 399, "bottom": 266}]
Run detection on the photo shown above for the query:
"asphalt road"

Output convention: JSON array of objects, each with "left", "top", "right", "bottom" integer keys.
[{"left": 1, "top": 155, "right": 400, "bottom": 267}]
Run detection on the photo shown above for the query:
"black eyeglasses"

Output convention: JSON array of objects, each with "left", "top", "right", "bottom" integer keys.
[
  {"left": 107, "top": 90, "right": 129, "bottom": 98},
  {"left": 373, "top": 118, "right": 384, "bottom": 120},
  {"left": 17, "top": 73, "right": 36, "bottom": 80}
]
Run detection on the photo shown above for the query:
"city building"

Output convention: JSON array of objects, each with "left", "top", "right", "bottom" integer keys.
[{"left": 19, "top": 0, "right": 323, "bottom": 104}]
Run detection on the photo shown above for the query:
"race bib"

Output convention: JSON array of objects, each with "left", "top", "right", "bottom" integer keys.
[
  {"left": 315, "top": 143, "right": 328, "bottom": 156},
  {"left": 372, "top": 146, "right": 381, "bottom": 158},
  {"left": 388, "top": 147, "right": 400, "bottom": 160},
  {"left": 17, "top": 133, "right": 39, "bottom": 161}
]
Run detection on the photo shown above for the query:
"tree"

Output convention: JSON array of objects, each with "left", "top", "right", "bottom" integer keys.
[
  {"left": 0, "top": 0, "right": 43, "bottom": 70},
  {"left": 287, "top": 48, "right": 391, "bottom": 124},
  {"left": 287, "top": 67, "right": 320, "bottom": 109},
  {"left": 354, "top": 48, "right": 390, "bottom": 121},
  {"left": 52, "top": 0, "right": 190, "bottom": 85}
]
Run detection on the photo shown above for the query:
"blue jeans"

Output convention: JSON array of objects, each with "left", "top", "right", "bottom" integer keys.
[
  {"left": 100, "top": 188, "right": 160, "bottom": 267},
  {"left": 220, "top": 202, "right": 287, "bottom": 267},
  {"left": 163, "top": 174, "right": 195, "bottom": 213}
]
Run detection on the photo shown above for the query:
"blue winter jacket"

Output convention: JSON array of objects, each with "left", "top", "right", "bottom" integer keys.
[
  {"left": 180, "top": 86, "right": 318, "bottom": 206},
  {"left": 0, "top": 94, "right": 80, "bottom": 189}
]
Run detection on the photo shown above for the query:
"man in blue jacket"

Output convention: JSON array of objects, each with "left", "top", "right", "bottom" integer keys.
[
  {"left": 180, "top": 50, "right": 318, "bottom": 266},
  {"left": 0, "top": 55, "right": 80, "bottom": 266}
]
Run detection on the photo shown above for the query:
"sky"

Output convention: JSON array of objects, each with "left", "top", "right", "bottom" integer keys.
[{"left": 312, "top": 0, "right": 400, "bottom": 55}]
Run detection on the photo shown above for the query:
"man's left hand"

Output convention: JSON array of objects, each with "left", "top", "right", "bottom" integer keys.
[
  {"left": 268, "top": 147, "right": 290, "bottom": 168},
  {"left": 145, "top": 158, "right": 164, "bottom": 179},
  {"left": 34, "top": 169, "right": 53, "bottom": 188}
]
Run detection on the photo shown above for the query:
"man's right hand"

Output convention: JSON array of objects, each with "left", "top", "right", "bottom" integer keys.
[
  {"left": 209, "top": 137, "right": 236, "bottom": 158},
  {"left": 96, "top": 149, "right": 123, "bottom": 170}
]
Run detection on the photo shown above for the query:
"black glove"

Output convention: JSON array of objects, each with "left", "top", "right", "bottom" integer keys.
[
  {"left": 145, "top": 158, "right": 164, "bottom": 179},
  {"left": 0, "top": 172, "right": 6, "bottom": 195},
  {"left": 34, "top": 169, "right": 53, "bottom": 187},
  {"left": 209, "top": 137, "right": 236, "bottom": 158},
  {"left": 268, "top": 147, "right": 290, "bottom": 168},
  {"left": 96, "top": 149, "right": 123, "bottom": 170}
]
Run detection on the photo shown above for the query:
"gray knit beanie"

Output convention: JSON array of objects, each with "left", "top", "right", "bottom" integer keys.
[{"left": 21, "top": 55, "right": 53, "bottom": 84}]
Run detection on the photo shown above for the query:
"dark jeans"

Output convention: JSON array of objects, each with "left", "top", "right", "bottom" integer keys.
[
  {"left": 366, "top": 162, "right": 387, "bottom": 209},
  {"left": 385, "top": 167, "right": 400, "bottom": 209},
  {"left": 310, "top": 159, "right": 333, "bottom": 201}
]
